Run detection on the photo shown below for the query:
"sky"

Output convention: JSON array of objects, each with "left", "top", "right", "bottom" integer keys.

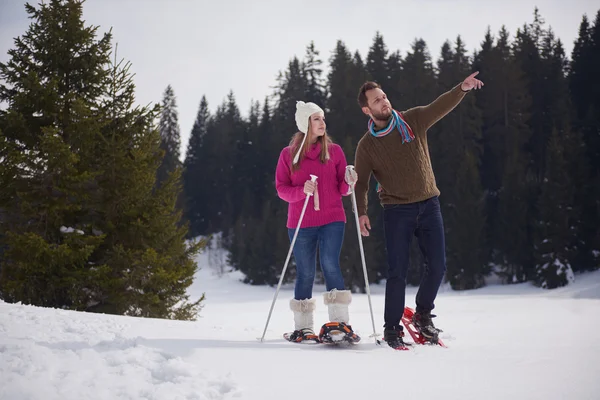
[{"left": 1, "top": 0, "right": 598, "bottom": 158}]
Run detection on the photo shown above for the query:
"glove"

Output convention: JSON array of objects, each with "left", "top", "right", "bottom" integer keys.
[{"left": 345, "top": 167, "right": 358, "bottom": 186}]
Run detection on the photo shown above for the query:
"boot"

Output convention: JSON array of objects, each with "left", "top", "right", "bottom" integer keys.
[
  {"left": 323, "top": 288, "right": 352, "bottom": 323},
  {"left": 412, "top": 310, "right": 442, "bottom": 342},
  {"left": 320, "top": 289, "right": 360, "bottom": 343},
  {"left": 286, "top": 298, "right": 319, "bottom": 343},
  {"left": 383, "top": 326, "right": 407, "bottom": 349}
]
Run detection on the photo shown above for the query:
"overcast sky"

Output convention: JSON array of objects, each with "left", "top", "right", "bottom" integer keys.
[{"left": 1, "top": 0, "right": 598, "bottom": 157}]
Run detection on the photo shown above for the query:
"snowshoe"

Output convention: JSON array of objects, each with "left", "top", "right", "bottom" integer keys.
[
  {"left": 318, "top": 322, "right": 360, "bottom": 344},
  {"left": 402, "top": 307, "right": 446, "bottom": 347},
  {"left": 283, "top": 328, "right": 320, "bottom": 344}
]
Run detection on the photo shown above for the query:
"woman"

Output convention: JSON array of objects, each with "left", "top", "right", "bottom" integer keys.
[{"left": 275, "top": 100, "right": 358, "bottom": 343}]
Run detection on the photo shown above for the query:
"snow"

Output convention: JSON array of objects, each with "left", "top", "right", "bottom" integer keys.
[
  {"left": 60, "top": 226, "right": 84, "bottom": 235},
  {"left": 553, "top": 258, "right": 575, "bottom": 283},
  {"left": 2, "top": 246, "right": 600, "bottom": 400}
]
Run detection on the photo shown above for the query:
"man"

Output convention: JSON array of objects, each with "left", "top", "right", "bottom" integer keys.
[{"left": 353, "top": 72, "right": 483, "bottom": 349}]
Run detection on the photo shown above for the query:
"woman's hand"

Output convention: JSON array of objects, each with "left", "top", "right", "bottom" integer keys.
[{"left": 304, "top": 180, "right": 317, "bottom": 195}]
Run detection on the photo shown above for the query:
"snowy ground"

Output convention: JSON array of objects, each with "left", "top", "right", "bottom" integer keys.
[{"left": 2, "top": 245, "right": 600, "bottom": 400}]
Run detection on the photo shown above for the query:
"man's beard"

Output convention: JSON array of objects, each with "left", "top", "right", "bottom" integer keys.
[{"left": 371, "top": 108, "right": 392, "bottom": 121}]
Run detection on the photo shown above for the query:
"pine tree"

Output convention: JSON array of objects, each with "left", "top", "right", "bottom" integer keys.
[
  {"left": 429, "top": 41, "right": 459, "bottom": 166},
  {"left": 90, "top": 55, "right": 204, "bottom": 319},
  {"left": 0, "top": 0, "right": 204, "bottom": 317},
  {"left": 238, "top": 101, "right": 261, "bottom": 217},
  {"left": 398, "top": 39, "right": 437, "bottom": 110},
  {"left": 539, "top": 33, "right": 585, "bottom": 276},
  {"left": 474, "top": 26, "right": 533, "bottom": 283},
  {"left": 471, "top": 28, "right": 499, "bottom": 268},
  {"left": 533, "top": 128, "right": 575, "bottom": 288},
  {"left": 273, "top": 57, "right": 310, "bottom": 141},
  {"left": 218, "top": 92, "right": 246, "bottom": 233},
  {"left": 229, "top": 200, "right": 289, "bottom": 286},
  {"left": 433, "top": 37, "right": 487, "bottom": 289},
  {"left": 228, "top": 97, "right": 296, "bottom": 286},
  {"left": 185, "top": 93, "right": 243, "bottom": 237},
  {"left": 386, "top": 50, "right": 403, "bottom": 109},
  {"left": 366, "top": 32, "right": 390, "bottom": 86},
  {"left": 495, "top": 137, "right": 531, "bottom": 283},
  {"left": 569, "top": 11, "right": 600, "bottom": 270},
  {"left": 473, "top": 28, "right": 509, "bottom": 197},
  {"left": 182, "top": 96, "right": 211, "bottom": 237},
  {"left": 511, "top": 11, "right": 560, "bottom": 281},
  {"left": 514, "top": 15, "right": 546, "bottom": 183},
  {"left": 157, "top": 85, "right": 182, "bottom": 187},
  {"left": 586, "top": 11, "right": 600, "bottom": 269},
  {"left": 239, "top": 98, "right": 273, "bottom": 218},
  {"left": 562, "top": 125, "right": 592, "bottom": 271},
  {"left": 0, "top": 0, "right": 109, "bottom": 308},
  {"left": 352, "top": 51, "right": 369, "bottom": 87},
  {"left": 259, "top": 98, "right": 276, "bottom": 200},
  {"left": 569, "top": 15, "right": 593, "bottom": 125},
  {"left": 326, "top": 41, "right": 371, "bottom": 147},
  {"left": 302, "top": 42, "right": 327, "bottom": 107},
  {"left": 326, "top": 41, "right": 356, "bottom": 138}
]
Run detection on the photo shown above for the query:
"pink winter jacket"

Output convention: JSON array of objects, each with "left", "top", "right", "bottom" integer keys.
[{"left": 275, "top": 141, "right": 350, "bottom": 229}]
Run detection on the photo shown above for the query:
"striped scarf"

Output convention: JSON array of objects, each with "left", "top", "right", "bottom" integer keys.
[
  {"left": 368, "top": 109, "right": 414, "bottom": 143},
  {"left": 368, "top": 110, "right": 415, "bottom": 192}
]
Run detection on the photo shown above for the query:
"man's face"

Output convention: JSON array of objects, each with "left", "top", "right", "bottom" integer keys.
[{"left": 362, "top": 88, "right": 393, "bottom": 120}]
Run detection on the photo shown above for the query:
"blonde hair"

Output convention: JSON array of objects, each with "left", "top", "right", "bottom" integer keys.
[{"left": 290, "top": 123, "right": 331, "bottom": 172}]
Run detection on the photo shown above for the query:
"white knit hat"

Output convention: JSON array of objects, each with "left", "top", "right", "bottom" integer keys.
[
  {"left": 293, "top": 101, "right": 324, "bottom": 164},
  {"left": 295, "top": 101, "right": 324, "bottom": 134}
]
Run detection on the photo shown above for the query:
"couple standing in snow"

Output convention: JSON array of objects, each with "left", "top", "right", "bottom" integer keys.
[{"left": 275, "top": 72, "right": 484, "bottom": 348}]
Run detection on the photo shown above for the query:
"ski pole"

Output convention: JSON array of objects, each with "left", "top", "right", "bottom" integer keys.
[
  {"left": 347, "top": 166, "right": 380, "bottom": 345},
  {"left": 260, "top": 174, "right": 318, "bottom": 342}
]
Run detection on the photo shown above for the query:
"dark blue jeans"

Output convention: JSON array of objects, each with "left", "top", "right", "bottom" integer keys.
[
  {"left": 382, "top": 196, "right": 447, "bottom": 328},
  {"left": 288, "top": 221, "right": 346, "bottom": 300}
]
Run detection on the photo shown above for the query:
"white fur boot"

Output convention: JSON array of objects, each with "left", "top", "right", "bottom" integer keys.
[
  {"left": 323, "top": 289, "right": 352, "bottom": 323},
  {"left": 289, "top": 298, "right": 317, "bottom": 332}
]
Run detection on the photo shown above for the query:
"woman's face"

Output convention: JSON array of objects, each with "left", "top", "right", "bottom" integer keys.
[{"left": 309, "top": 112, "right": 326, "bottom": 138}]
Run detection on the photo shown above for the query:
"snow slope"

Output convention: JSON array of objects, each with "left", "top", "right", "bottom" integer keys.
[{"left": 2, "top": 246, "right": 599, "bottom": 400}]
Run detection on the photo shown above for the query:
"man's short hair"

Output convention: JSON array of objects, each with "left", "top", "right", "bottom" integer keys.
[{"left": 358, "top": 81, "right": 381, "bottom": 108}]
